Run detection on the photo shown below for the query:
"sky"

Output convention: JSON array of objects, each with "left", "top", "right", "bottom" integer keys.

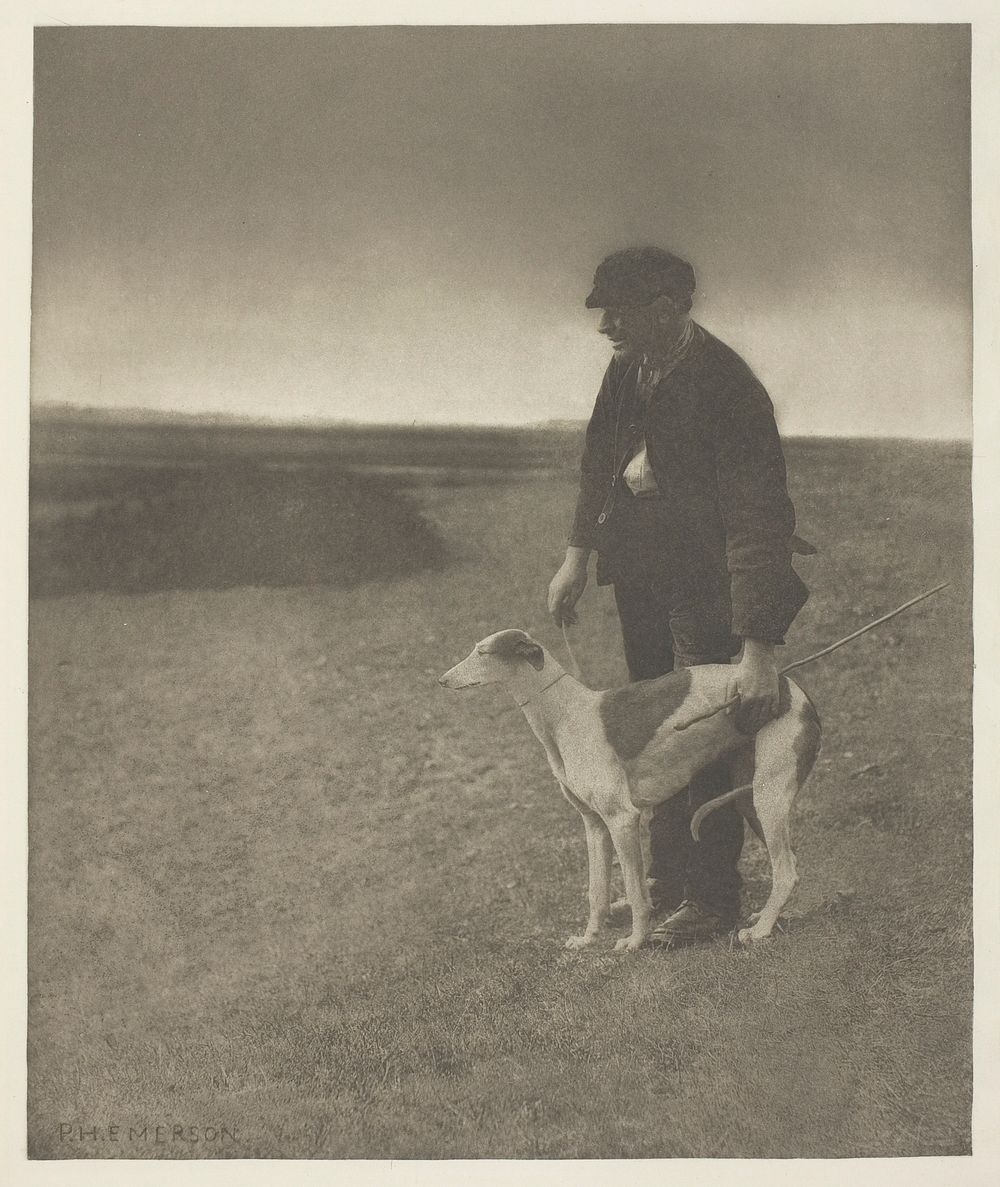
[{"left": 30, "top": 24, "right": 971, "bottom": 437}]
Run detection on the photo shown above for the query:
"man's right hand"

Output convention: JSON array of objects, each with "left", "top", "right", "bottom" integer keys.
[{"left": 547, "top": 549, "right": 590, "bottom": 626}]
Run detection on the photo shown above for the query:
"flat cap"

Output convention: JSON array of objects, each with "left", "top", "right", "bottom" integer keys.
[{"left": 585, "top": 246, "right": 696, "bottom": 310}]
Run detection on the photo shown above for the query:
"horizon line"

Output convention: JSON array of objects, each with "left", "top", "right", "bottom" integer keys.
[{"left": 29, "top": 402, "right": 973, "bottom": 443}]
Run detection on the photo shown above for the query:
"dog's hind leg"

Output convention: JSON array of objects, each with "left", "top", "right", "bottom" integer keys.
[
  {"left": 561, "top": 788, "right": 615, "bottom": 949},
  {"left": 738, "top": 765, "right": 798, "bottom": 945},
  {"left": 738, "top": 693, "right": 820, "bottom": 945}
]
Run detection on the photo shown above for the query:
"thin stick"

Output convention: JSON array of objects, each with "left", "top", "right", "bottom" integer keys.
[
  {"left": 777, "top": 582, "right": 949, "bottom": 675},
  {"left": 673, "top": 582, "right": 950, "bottom": 731},
  {"left": 673, "top": 694, "right": 741, "bottom": 731}
]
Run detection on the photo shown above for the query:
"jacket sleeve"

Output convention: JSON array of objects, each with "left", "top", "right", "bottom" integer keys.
[
  {"left": 568, "top": 359, "right": 620, "bottom": 550},
  {"left": 713, "top": 375, "right": 809, "bottom": 643}
]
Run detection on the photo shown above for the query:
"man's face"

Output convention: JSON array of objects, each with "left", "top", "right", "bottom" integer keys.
[{"left": 597, "top": 301, "right": 662, "bottom": 359}]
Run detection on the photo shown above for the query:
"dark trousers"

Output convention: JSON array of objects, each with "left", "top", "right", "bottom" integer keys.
[{"left": 613, "top": 574, "right": 744, "bottom": 920}]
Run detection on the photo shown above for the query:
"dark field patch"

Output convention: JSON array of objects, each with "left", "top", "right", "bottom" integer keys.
[{"left": 29, "top": 463, "right": 445, "bottom": 597}]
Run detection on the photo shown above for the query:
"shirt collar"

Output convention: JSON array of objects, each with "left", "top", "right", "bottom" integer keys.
[{"left": 642, "top": 318, "right": 695, "bottom": 372}]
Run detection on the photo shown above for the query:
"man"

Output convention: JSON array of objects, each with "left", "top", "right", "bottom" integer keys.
[{"left": 547, "top": 246, "right": 810, "bottom": 946}]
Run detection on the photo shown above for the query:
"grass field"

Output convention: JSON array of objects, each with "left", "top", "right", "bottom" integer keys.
[{"left": 27, "top": 428, "right": 972, "bottom": 1159}]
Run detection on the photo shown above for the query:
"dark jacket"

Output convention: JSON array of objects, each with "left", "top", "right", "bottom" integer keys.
[{"left": 569, "top": 324, "right": 809, "bottom": 644}]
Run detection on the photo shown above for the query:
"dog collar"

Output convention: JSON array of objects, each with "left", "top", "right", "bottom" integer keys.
[{"left": 513, "top": 671, "right": 569, "bottom": 707}]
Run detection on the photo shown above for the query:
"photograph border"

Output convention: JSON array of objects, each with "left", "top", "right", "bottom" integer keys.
[{"left": 4, "top": 2, "right": 996, "bottom": 1184}]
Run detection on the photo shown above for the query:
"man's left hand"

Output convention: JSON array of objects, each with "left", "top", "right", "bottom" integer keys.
[{"left": 725, "top": 639, "right": 780, "bottom": 733}]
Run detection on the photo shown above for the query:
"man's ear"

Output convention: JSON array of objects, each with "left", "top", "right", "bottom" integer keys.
[
  {"left": 651, "top": 293, "right": 679, "bottom": 321},
  {"left": 514, "top": 640, "right": 545, "bottom": 671}
]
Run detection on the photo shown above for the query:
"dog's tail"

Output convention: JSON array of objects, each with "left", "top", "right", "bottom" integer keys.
[{"left": 690, "top": 782, "right": 758, "bottom": 842}]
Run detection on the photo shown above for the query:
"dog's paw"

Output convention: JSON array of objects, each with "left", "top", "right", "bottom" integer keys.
[
  {"left": 737, "top": 926, "right": 774, "bottom": 947},
  {"left": 564, "top": 933, "right": 595, "bottom": 950},
  {"left": 614, "top": 934, "right": 645, "bottom": 954}
]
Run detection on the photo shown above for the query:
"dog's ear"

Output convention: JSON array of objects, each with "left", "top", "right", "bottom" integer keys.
[
  {"left": 513, "top": 640, "right": 545, "bottom": 671},
  {"left": 474, "top": 631, "right": 544, "bottom": 669}
]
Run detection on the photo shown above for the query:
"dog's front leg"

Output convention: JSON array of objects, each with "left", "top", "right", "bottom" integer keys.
[
  {"left": 608, "top": 808, "right": 652, "bottom": 952},
  {"left": 564, "top": 804, "right": 614, "bottom": 949}
]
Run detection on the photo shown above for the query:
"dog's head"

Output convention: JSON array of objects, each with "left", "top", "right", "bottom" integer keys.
[{"left": 438, "top": 629, "right": 546, "bottom": 690}]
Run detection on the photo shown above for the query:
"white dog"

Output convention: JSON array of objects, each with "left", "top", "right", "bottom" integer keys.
[{"left": 440, "top": 629, "right": 821, "bottom": 951}]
